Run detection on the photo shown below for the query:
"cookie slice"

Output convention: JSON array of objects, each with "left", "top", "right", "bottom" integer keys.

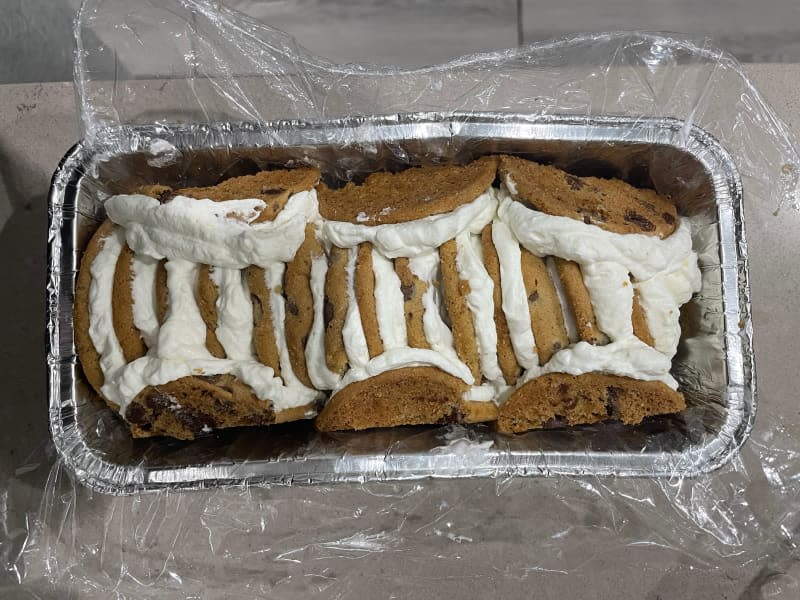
[
  {"left": 394, "top": 257, "right": 430, "bottom": 350},
  {"left": 497, "top": 373, "right": 685, "bottom": 433},
  {"left": 317, "top": 156, "right": 497, "bottom": 225},
  {"left": 176, "top": 167, "right": 320, "bottom": 222},
  {"left": 284, "top": 224, "right": 321, "bottom": 388},
  {"left": 480, "top": 224, "right": 520, "bottom": 384},
  {"left": 520, "top": 249, "right": 569, "bottom": 364},
  {"left": 196, "top": 264, "right": 227, "bottom": 358},
  {"left": 631, "top": 289, "right": 655, "bottom": 347},
  {"left": 74, "top": 219, "right": 117, "bottom": 397},
  {"left": 498, "top": 155, "right": 678, "bottom": 238},
  {"left": 112, "top": 244, "right": 147, "bottom": 362},
  {"left": 324, "top": 246, "right": 350, "bottom": 373},
  {"left": 315, "top": 367, "right": 471, "bottom": 431},
  {"left": 155, "top": 259, "right": 169, "bottom": 324},
  {"left": 553, "top": 258, "right": 606, "bottom": 345},
  {"left": 246, "top": 265, "right": 282, "bottom": 375},
  {"left": 439, "top": 239, "right": 481, "bottom": 381},
  {"left": 354, "top": 243, "right": 384, "bottom": 358},
  {"left": 124, "top": 374, "right": 276, "bottom": 439}
]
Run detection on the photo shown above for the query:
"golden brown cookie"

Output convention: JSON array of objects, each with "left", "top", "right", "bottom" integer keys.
[
  {"left": 481, "top": 224, "right": 521, "bottom": 384},
  {"left": 553, "top": 257, "right": 606, "bottom": 345},
  {"left": 74, "top": 219, "right": 116, "bottom": 398},
  {"left": 324, "top": 246, "right": 349, "bottom": 373},
  {"left": 112, "top": 244, "right": 147, "bottom": 362},
  {"left": 462, "top": 400, "right": 499, "bottom": 424},
  {"left": 498, "top": 155, "right": 678, "bottom": 238},
  {"left": 123, "top": 374, "right": 276, "bottom": 440},
  {"left": 196, "top": 264, "right": 226, "bottom": 359},
  {"left": 315, "top": 367, "right": 471, "bottom": 431},
  {"left": 177, "top": 167, "right": 321, "bottom": 222},
  {"left": 439, "top": 239, "right": 481, "bottom": 381},
  {"left": 284, "top": 225, "right": 321, "bottom": 388},
  {"left": 246, "top": 266, "right": 282, "bottom": 376},
  {"left": 155, "top": 259, "right": 168, "bottom": 324},
  {"left": 354, "top": 243, "right": 384, "bottom": 358},
  {"left": 394, "top": 257, "right": 430, "bottom": 350},
  {"left": 497, "top": 373, "right": 686, "bottom": 433},
  {"left": 632, "top": 289, "right": 655, "bottom": 347},
  {"left": 317, "top": 156, "right": 497, "bottom": 225},
  {"left": 520, "top": 249, "right": 569, "bottom": 364}
]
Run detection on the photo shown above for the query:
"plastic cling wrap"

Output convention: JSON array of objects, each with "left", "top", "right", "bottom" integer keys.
[{"left": 5, "top": 0, "right": 800, "bottom": 596}]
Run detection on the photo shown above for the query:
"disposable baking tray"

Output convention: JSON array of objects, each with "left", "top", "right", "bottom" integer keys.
[{"left": 47, "top": 112, "right": 754, "bottom": 494}]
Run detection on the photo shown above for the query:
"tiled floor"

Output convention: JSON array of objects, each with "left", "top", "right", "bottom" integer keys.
[{"left": 4, "top": 0, "right": 800, "bottom": 84}]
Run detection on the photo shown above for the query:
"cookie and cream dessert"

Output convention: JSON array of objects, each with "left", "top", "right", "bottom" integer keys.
[{"left": 75, "top": 156, "right": 700, "bottom": 439}]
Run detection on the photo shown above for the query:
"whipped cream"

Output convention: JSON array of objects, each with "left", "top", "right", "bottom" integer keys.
[
  {"left": 490, "top": 220, "right": 539, "bottom": 369},
  {"left": 155, "top": 259, "right": 213, "bottom": 360},
  {"left": 333, "top": 347, "right": 475, "bottom": 393},
  {"left": 455, "top": 232, "right": 503, "bottom": 382},
  {"left": 130, "top": 253, "right": 160, "bottom": 348},
  {"left": 264, "top": 262, "right": 304, "bottom": 388},
  {"left": 341, "top": 247, "right": 371, "bottom": 369},
  {"left": 463, "top": 382, "right": 512, "bottom": 403},
  {"left": 371, "top": 248, "right": 408, "bottom": 350},
  {"left": 306, "top": 255, "right": 343, "bottom": 389},
  {"left": 105, "top": 190, "right": 319, "bottom": 268},
  {"left": 323, "top": 187, "right": 497, "bottom": 258},
  {"left": 88, "top": 228, "right": 127, "bottom": 383},
  {"left": 107, "top": 356, "right": 321, "bottom": 413},
  {"left": 580, "top": 261, "right": 634, "bottom": 342},
  {"left": 521, "top": 337, "right": 678, "bottom": 389},
  {"left": 498, "top": 193, "right": 695, "bottom": 281},
  {"left": 407, "top": 252, "right": 460, "bottom": 363},
  {"left": 209, "top": 266, "right": 256, "bottom": 360},
  {"left": 498, "top": 191, "right": 699, "bottom": 359},
  {"left": 635, "top": 253, "right": 702, "bottom": 356}
]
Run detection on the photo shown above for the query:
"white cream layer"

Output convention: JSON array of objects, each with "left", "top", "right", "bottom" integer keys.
[
  {"left": 209, "top": 266, "right": 256, "bottom": 361},
  {"left": 490, "top": 220, "right": 539, "bottom": 369},
  {"left": 323, "top": 187, "right": 497, "bottom": 258},
  {"left": 341, "top": 247, "right": 371, "bottom": 369},
  {"left": 371, "top": 248, "right": 408, "bottom": 350},
  {"left": 407, "top": 252, "right": 460, "bottom": 363},
  {"left": 105, "top": 190, "right": 319, "bottom": 268},
  {"left": 545, "top": 256, "right": 579, "bottom": 343},
  {"left": 520, "top": 337, "right": 678, "bottom": 390},
  {"left": 88, "top": 228, "right": 127, "bottom": 383},
  {"left": 635, "top": 253, "right": 702, "bottom": 356},
  {"left": 498, "top": 191, "right": 700, "bottom": 359},
  {"left": 306, "top": 255, "right": 343, "bottom": 390},
  {"left": 92, "top": 240, "right": 321, "bottom": 413},
  {"left": 130, "top": 253, "right": 160, "bottom": 348},
  {"left": 454, "top": 231, "right": 503, "bottom": 383},
  {"left": 333, "top": 347, "right": 475, "bottom": 394}
]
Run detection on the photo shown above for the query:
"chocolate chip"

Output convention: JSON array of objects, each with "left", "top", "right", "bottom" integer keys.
[
  {"left": 552, "top": 341, "right": 562, "bottom": 353},
  {"left": 583, "top": 216, "right": 592, "bottom": 225},
  {"left": 157, "top": 189, "right": 172, "bottom": 204},
  {"left": 286, "top": 299, "right": 299, "bottom": 316},
  {"left": 662, "top": 212, "right": 675, "bottom": 225},
  {"left": 565, "top": 174, "right": 584, "bottom": 191},
  {"left": 605, "top": 386, "right": 624, "bottom": 417},
  {"left": 125, "top": 403, "right": 148, "bottom": 425},
  {"left": 623, "top": 210, "right": 655, "bottom": 231},
  {"left": 400, "top": 283, "right": 414, "bottom": 302},
  {"left": 323, "top": 298, "right": 334, "bottom": 327},
  {"left": 557, "top": 383, "right": 570, "bottom": 395},
  {"left": 528, "top": 290, "right": 539, "bottom": 303},
  {"left": 175, "top": 409, "right": 215, "bottom": 433}
]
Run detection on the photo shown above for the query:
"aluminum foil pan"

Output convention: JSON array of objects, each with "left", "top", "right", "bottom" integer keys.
[{"left": 46, "top": 113, "right": 753, "bottom": 494}]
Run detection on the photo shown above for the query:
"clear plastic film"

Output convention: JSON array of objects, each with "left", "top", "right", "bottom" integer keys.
[{"left": 4, "top": 0, "right": 800, "bottom": 596}]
